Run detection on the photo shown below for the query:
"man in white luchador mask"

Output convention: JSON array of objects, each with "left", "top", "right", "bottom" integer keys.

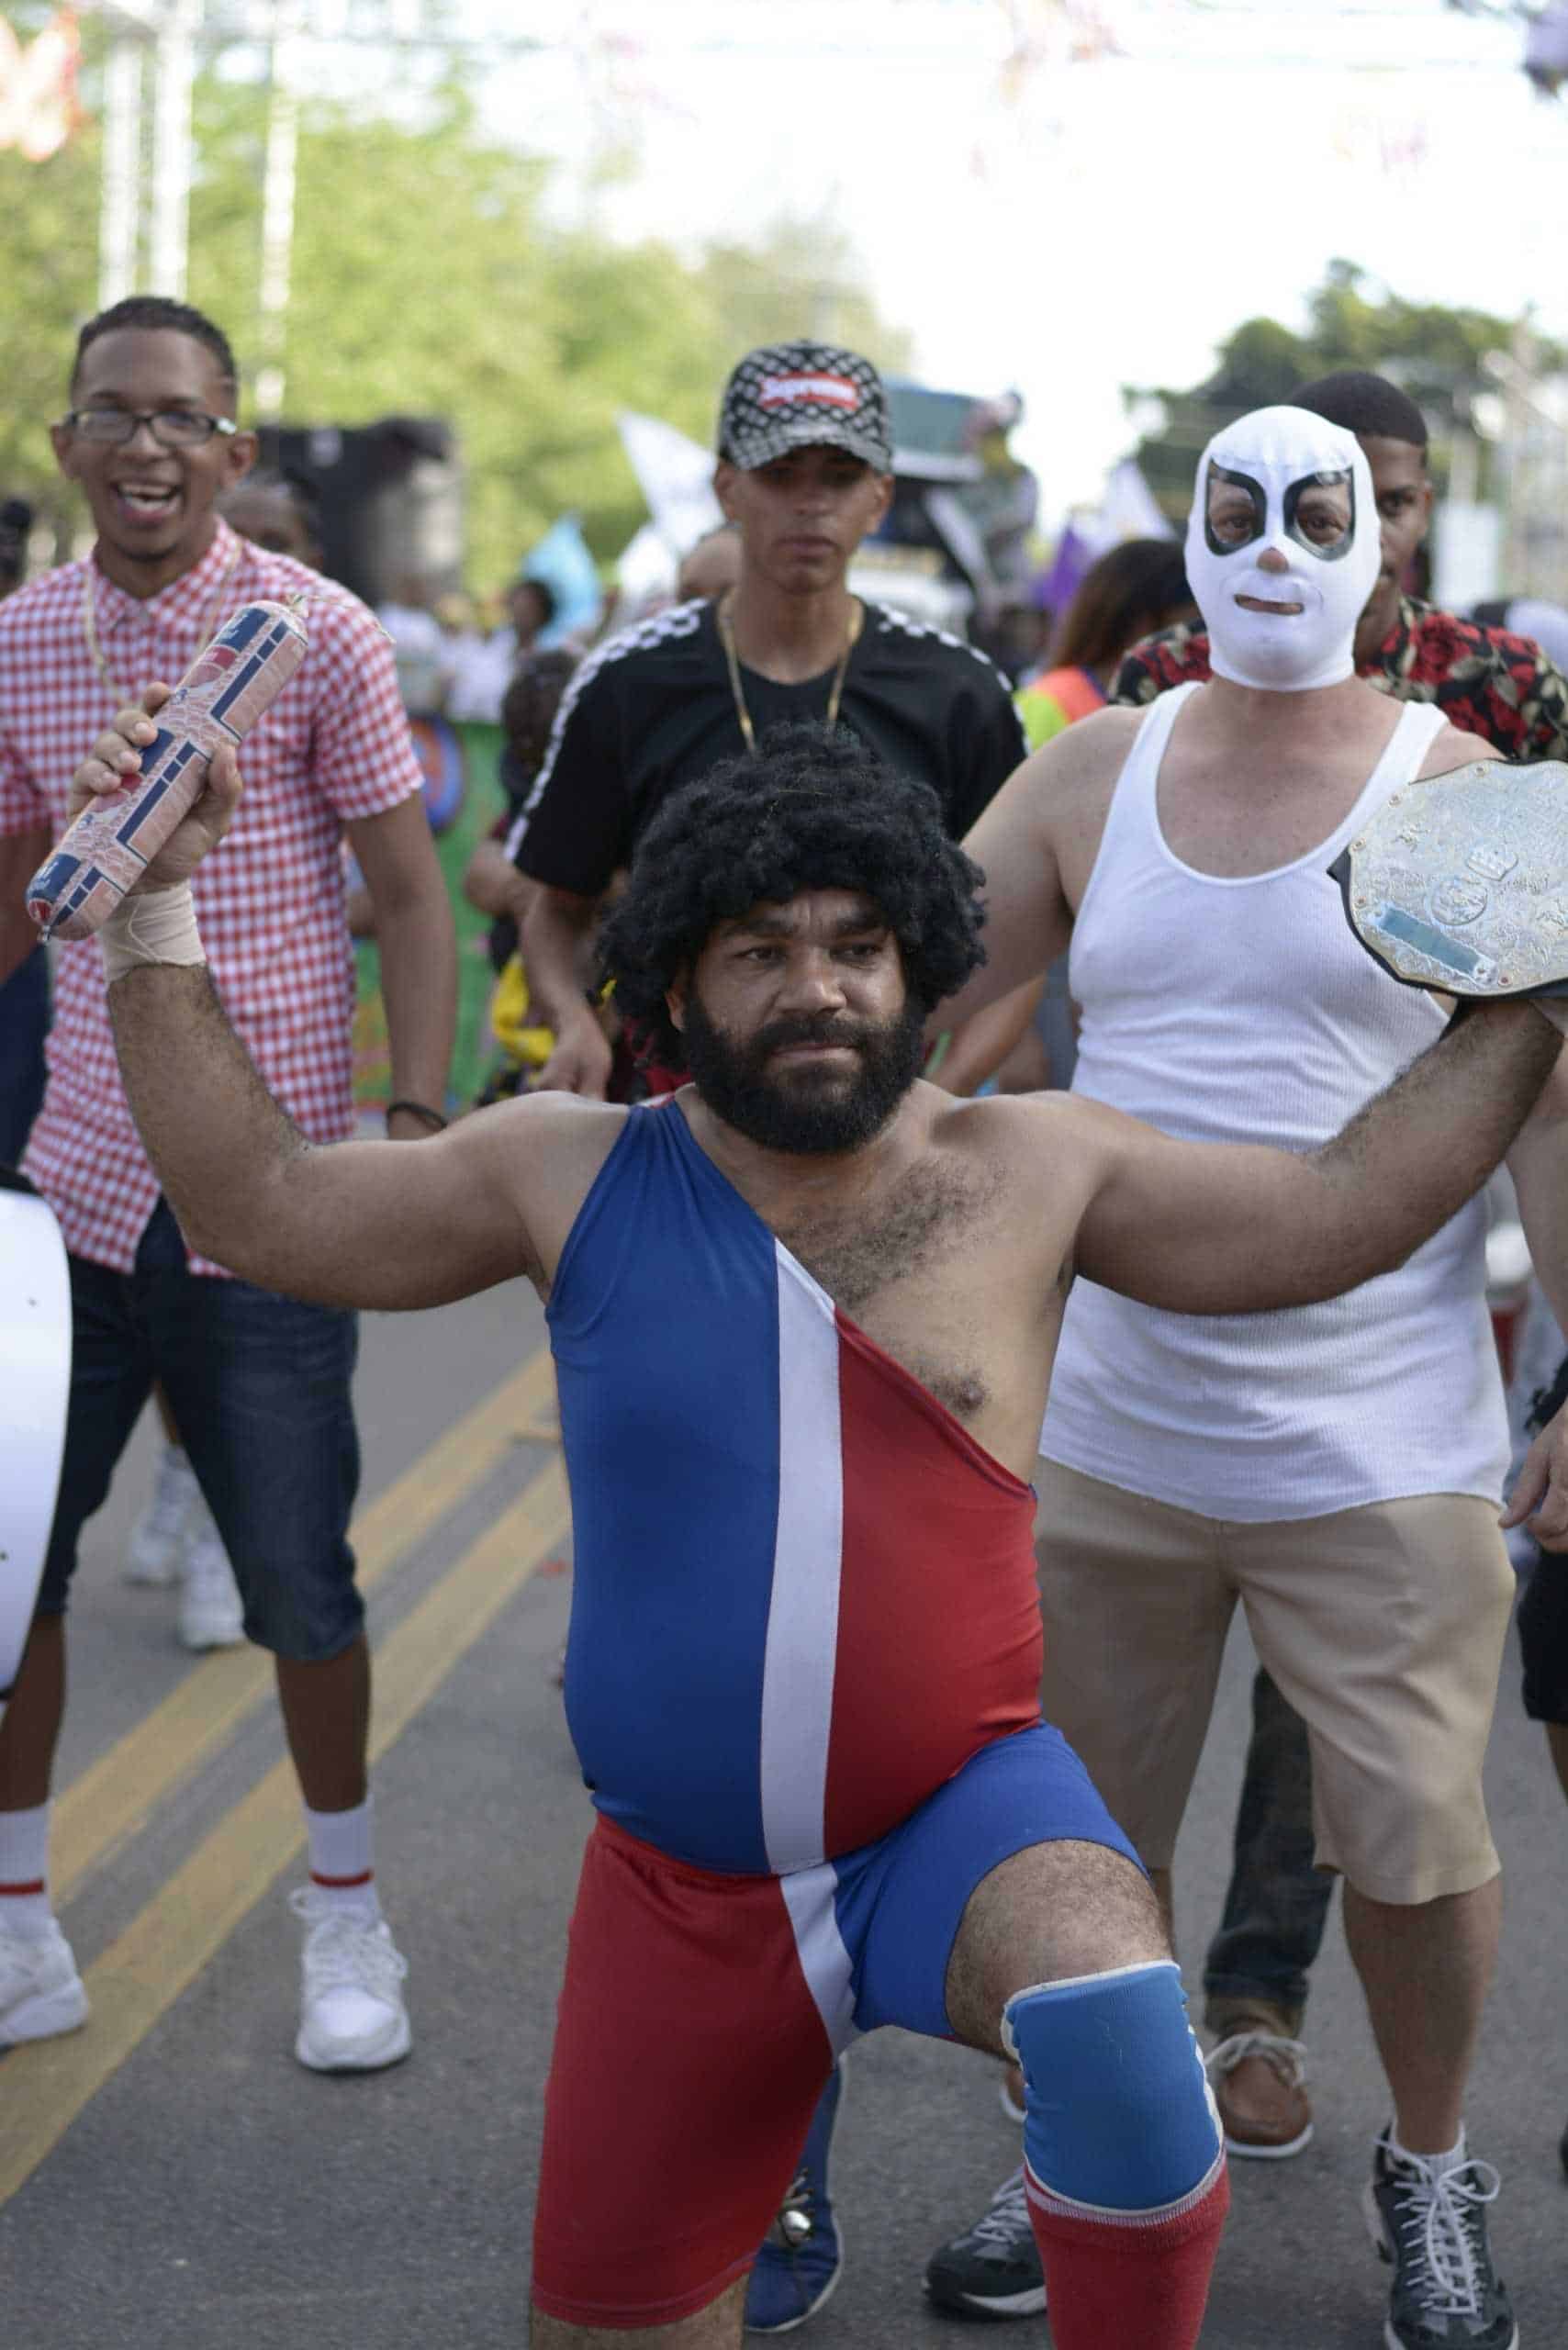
[
  {"left": 1185, "top": 408, "right": 1380, "bottom": 688},
  {"left": 920, "top": 407, "right": 1568, "bottom": 2350}
]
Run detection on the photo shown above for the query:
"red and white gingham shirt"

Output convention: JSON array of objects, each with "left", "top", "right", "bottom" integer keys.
[{"left": 0, "top": 520, "right": 423, "bottom": 1274}]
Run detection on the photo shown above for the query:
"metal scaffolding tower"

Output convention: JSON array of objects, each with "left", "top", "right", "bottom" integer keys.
[
  {"left": 86, "top": 0, "right": 437, "bottom": 408},
  {"left": 94, "top": 0, "right": 204, "bottom": 308}
]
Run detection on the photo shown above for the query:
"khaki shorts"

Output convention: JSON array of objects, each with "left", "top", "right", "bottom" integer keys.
[{"left": 1035, "top": 1459, "right": 1516, "bottom": 1907}]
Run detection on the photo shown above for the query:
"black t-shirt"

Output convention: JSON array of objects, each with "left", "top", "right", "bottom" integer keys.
[{"left": 505, "top": 597, "right": 1027, "bottom": 895}]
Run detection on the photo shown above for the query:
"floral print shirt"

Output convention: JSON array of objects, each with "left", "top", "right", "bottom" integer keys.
[{"left": 1110, "top": 596, "right": 1568, "bottom": 762}]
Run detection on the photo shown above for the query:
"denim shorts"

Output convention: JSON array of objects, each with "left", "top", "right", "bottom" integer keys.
[
  {"left": 0, "top": 949, "right": 49, "bottom": 1168},
  {"left": 39, "top": 1199, "right": 363, "bottom": 1662}
]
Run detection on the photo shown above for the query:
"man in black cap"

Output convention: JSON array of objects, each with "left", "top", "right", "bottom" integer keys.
[{"left": 508, "top": 339, "right": 1027, "bottom": 1100}]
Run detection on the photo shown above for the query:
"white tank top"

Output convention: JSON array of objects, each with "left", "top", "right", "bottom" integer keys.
[{"left": 1042, "top": 682, "right": 1508, "bottom": 1519}]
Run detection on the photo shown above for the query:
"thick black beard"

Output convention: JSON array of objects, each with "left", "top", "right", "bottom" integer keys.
[{"left": 681, "top": 992, "right": 926, "bottom": 1155}]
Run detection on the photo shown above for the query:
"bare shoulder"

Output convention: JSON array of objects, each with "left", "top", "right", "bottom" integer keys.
[
  {"left": 472, "top": 1089, "right": 628, "bottom": 1179},
  {"left": 992, "top": 703, "right": 1143, "bottom": 843},
  {"left": 461, "top": 1088, "right": 626, "bottom": 1237},
  {"left": 1031, "top": 702, "right": 1143, "bottom": 792},
  {"left": 436, "top": 1090, "right": 626, "bottom": 1290},
  {"left": 1419, "top": 724, "right": 1505, "bottom": 778},
  {"left": 926, "top": 1083, "right": 1126, "bottom": 1201}
]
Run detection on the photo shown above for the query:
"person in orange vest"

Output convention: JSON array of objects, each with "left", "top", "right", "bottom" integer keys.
[{"left": 1015, "top": 537, "right": 1193, "bottom": 753}]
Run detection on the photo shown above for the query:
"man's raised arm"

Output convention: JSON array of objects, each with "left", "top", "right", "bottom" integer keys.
[
  {"left": 1072, "top": 1002, "right": 1564, "bottom": 1316},
  {"left": 76, "top": 700, "right": 612, "bottom": 1312},
  {"left": 110, "top": 955, "right": 568, "bottom": 1309}
]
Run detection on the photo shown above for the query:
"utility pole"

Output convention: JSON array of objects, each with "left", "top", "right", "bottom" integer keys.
[
  {"left": 149, "top": 0, "right": 202, "bottom": 297},
  {"left": 98, "top": 33, "right": 145, "bottom": 305},
  {"left": 92, "top": 0, "right": 203, "bottom": 305},
  {"left": 94, "top": 0, "right": 166, "bottom": 308},
  {"left": 255, "top": 0, "right": 306, "bottom": 420}
]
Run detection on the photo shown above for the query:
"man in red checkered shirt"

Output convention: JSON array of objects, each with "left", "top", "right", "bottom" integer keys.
[{"left": 0, "top": 297, "right": 456, "bottom": 2071}]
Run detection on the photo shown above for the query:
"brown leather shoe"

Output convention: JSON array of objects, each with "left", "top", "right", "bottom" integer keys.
[{"left": 1205, "top": 2030, "right": 1313, "bottom": 2159}]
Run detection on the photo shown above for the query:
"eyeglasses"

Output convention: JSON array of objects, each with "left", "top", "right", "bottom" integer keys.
[{"left": 61, "top": 408, "right": 239, "bottom": 448}]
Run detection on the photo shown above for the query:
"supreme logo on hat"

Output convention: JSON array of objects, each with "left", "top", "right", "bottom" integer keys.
[
  {"left": 719, "top": 342, "right": 892, "bottom": 470},
  {"left": 758, "top": 373, "right": 862, "bottom": 411}
]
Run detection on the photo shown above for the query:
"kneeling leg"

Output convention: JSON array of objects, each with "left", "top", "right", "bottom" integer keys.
[{"left": 952, "top": 1841, "right": 1227, "bottom": 2350}]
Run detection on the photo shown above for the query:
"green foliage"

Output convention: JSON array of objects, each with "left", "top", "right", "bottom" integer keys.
[
  {"left": 698, "top": 218, "right": 913, "bottom": 378},
  {"left": 0, "top": 138, "right": 100, "bottom": 547},
  {"left": 0, "top": 47, "right": 908, "bottom": 588},
  {"left": 1128, "top": 260, "right": 1562, "bottom": 517}
]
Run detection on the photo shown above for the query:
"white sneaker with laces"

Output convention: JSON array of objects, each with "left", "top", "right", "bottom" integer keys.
[
  {"left": 125, "top": 1444, "right": 200, "bottom": 1586},
  {"left": 177, "top": 1516, "right": 245, "bottom": 1651},
  {"left": 289, "top": 1887, "right": 411, "bottom": 2072},
  {"left": 0, "top": 1918, "right": 89, "bottom": 2046}
]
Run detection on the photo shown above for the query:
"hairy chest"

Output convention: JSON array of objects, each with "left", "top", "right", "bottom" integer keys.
[{"left": 771, "top": 1160, "right": 1008, "bottom": 1423}]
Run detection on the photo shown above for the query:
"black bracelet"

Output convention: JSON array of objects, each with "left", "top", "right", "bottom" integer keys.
[{"left": 386, "top": 1098, "right": 448, "bottom": 1133}]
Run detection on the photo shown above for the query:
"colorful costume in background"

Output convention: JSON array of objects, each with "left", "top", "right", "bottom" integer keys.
[{"left": 1015, "top": 662, "right": 1104, "bottom": 753}]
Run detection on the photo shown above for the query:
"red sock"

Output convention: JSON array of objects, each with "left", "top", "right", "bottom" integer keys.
[{"left": 1025, "top": 2158, "right": 1229, "bottom": 2350}]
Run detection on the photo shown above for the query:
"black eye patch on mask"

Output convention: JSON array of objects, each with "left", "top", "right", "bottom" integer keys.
[
  {"left": 1202, "top": 463, "right": 1265, "bottom": 556},
  {"left": 1283, "top": 467, "right": 1355, "bottom": 562}
]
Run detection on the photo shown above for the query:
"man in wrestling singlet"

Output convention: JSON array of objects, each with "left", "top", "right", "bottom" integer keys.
[{"left": 70, "top": 693, "right": 1565, "bottom": 2347}]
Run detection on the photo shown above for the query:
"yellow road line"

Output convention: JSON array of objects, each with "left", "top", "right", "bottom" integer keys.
[
  {"left": 52, "top": 1344, "right": 558, "bottom": 1904},
  {"left": 0, "top": 1453, "right": 572, "bottom": 2202}
]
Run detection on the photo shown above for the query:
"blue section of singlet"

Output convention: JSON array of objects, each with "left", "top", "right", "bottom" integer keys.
[
  {"left": 546, "top": 1103, "right": 788, "bottom": 1873},
  {"left": 828, "top": 1722, "right": 1140, "bottom": 2043}
]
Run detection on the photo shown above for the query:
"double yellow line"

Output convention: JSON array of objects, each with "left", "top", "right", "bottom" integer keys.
[{"left": 0, "top": 1345, "right": 569, "bottom": 2200}]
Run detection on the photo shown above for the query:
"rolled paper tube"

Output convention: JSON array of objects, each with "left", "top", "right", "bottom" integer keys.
[{"left": 26, "top": 597, "right": 310, "bottom": 942}]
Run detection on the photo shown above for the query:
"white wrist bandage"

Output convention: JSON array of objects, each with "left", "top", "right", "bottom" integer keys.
[{"left": 99, "top": 884, "right": 206, "bottom": 985}]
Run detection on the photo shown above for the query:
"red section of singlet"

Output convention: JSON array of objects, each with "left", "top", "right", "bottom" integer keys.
[
  {"left": 823, "top": 1312, "right": 1042, "bottom": 1860},
  {"left": 531, "top": 1814, "right": 834, "bottom": 2329}
]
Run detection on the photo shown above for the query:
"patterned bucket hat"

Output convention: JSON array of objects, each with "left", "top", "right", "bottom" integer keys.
[{"left": 717, "top": 341, "right": 893, "bottom": 474}]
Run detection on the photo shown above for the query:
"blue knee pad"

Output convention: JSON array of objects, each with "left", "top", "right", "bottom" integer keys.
[{"left": 1002, "top": 1960, "right": 1221, "bottom": 2212}]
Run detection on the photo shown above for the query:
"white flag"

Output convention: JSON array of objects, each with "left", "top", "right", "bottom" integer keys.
[
  {"left": 1081, "top": 460, "right": 1173, "bottom": 555},
  {"left": 617, "top": 413, "right": 723, "bottom": 557}
]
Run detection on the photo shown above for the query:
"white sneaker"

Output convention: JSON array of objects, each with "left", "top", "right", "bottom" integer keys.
[
  {"left": 177, "top": 1516, "right": 245, "bottom": 1651},
  {"left": 288, "top": 1887, "right": 411, "bottom": 2072},
  {"left": 125, "top": 1443, "right": 201, "bottom": 1586},
  {"left": 0, "top": 1918, "right": 89, "bottom": 2046}
]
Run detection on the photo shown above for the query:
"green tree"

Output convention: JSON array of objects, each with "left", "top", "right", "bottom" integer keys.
[
  {"left": 1128, "top": 261, "right": 1561, "bottom": 518},
  {"left": 0, "top": 32, "right": 909, "bottom": 590},
  {"left": 697, "top": 218, "right": 913, "bottom": 379},
  {"left": 0, "top": 141, "right": 99, "bottom": 545}
]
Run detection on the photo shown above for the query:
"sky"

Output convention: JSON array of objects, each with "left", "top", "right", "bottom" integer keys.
[
  {"left": 447, "top": 0, "right": 1568, "bottom": 527},
  {"left": 209, "top": 0, "right": 1568, "bottom": 528}
]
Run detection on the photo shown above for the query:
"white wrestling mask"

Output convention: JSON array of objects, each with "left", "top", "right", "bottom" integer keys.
[{"left": 1185, "top": 405, "right": 1379, "bottom": 692}]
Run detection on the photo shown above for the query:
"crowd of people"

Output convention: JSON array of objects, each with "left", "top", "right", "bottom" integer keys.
[{"left": 3, "top": 297, "right": 1568, "bottom": 2350}]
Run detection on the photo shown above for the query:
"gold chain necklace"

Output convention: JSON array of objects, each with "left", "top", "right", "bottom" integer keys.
[
  {"left": 80, "top": 534, "right": 244, "bottom": 705},
  {"left": 717, "top": 593, "right": 864, "bottom": 757}
]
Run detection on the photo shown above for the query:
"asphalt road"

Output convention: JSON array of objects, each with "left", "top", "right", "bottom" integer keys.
[{"left": 3, "top": 1278, "right": 1565, "bottom": 2350}]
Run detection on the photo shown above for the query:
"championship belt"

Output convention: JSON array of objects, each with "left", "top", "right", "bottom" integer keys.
[
  {"left": 0, "top": 1170, "right": 71, "bottom": 1722},
  {"left": 1331, "top": 758, "right": 1568, "bottom": 998}
]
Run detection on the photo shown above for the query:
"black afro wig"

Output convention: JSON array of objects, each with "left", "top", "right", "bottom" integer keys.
[{"left": 596, "top": 721, "right": 987, "bottom": 1062}]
